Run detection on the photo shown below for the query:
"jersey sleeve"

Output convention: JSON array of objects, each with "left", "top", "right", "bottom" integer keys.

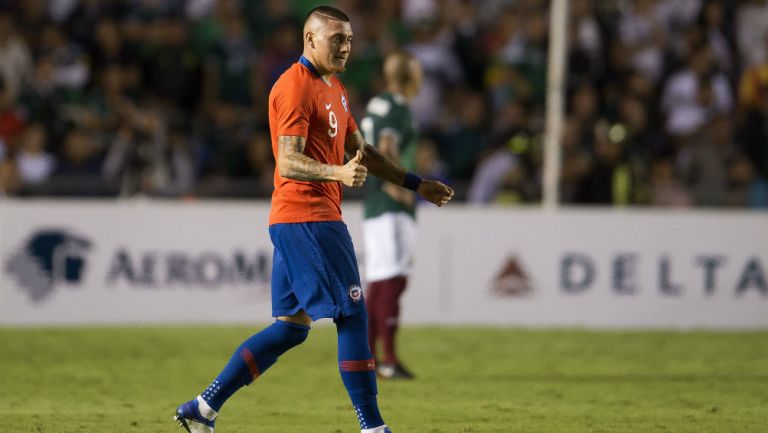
[
  {"left": 342, "top": 85, "right": 358, "bottom": 136},
  {"left": 347, "top": 112, "right": 358, "bottom": 136},
  {"left": 272, "top": 78, "right": 314, "bottom": 138}
]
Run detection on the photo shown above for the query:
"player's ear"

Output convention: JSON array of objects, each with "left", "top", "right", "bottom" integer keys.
[{"left": 306, "top": 32, "right": 315, "bottom": 49}]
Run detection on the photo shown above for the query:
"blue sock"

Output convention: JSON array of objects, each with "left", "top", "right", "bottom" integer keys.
[
  {"left": 200, "top": 320, "right": 309, "bottom": 412},
  {"left": 336, "top": 312, "right": 385, "bottom": 430}
]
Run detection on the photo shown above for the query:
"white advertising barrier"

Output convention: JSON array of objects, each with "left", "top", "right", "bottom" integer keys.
[
  {"left": 0, "top": 200, "right": 766, "bottom": 328},
  {"left": 0, "top": 201, "right": 275, "bottom": 325}
]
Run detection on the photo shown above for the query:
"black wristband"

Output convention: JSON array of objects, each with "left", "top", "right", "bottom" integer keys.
[{"left": 402, "top": 172, "right": 422, "bottom": 191}]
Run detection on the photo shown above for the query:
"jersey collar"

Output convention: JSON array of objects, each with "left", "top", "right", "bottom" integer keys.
[{"left": 299, "top": 56, "right": 322, "bottom": 78}]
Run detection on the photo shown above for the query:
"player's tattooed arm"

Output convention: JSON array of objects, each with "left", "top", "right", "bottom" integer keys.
[
  {"left": 278, "top": 135, "right": 367, "bottom": 187},
  {"left": 346, "top": 130, "right": 455, "bottom": 206},
  {"left": 346, "top": 130, "right": 407, "bottom": 185},
  {"left": 277, "top": 135, "right": 335, "bottom": 181}
]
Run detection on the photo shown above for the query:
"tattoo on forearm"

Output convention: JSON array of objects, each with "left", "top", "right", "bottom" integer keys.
[
  {"left": 277, "top": 136, "right": 337, "bottom": 181},
  {"left": 362, "top": 144, "right": 407, "bottom": 185},
  {"left": 346, "top": 130, "right": 406, "bottom": 185},
  {"left": 344, "top": 130, "right": 366, "bottom": 159}
]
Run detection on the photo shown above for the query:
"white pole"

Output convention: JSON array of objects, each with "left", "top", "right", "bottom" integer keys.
[{"left": 542, "top": 0, "right": 569, "bottom": 209}]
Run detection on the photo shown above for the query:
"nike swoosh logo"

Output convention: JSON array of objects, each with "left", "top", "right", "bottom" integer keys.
[{"left": 325, "top": 103, "right": 332, "bottom": 109}]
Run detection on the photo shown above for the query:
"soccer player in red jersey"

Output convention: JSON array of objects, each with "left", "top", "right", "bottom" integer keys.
[{"left": 174, "top": 5, "right": 453, "bottom": 433}]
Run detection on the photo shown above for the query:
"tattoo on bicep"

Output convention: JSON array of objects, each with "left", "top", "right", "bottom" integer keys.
[
  {"left": 277, "top": 135, "right": 336, "bottom": 181},
  {"left": 278, "top": 135, "right": 306, "bottom": 154}
]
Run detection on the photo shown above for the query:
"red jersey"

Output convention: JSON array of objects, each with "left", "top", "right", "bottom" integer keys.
[{"left": 268, "top": 58, "right": 358, "bottom": 225}]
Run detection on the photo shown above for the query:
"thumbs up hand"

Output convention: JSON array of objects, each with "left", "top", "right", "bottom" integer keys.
[{"left": 338, "top": 150, "right": 368, "bottom": 187}]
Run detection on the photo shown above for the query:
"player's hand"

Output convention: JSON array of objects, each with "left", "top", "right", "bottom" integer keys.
[
  {"left": 417, "top": 179, "right": 454, "bottom": 207},
  {"left": 338, "top": 150, "right": 368, "bottom": 187}
]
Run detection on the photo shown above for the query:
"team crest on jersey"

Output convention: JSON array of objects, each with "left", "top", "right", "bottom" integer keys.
[
  {"left": 349, "top": 284, "right": 363, "bottom": 302},
  {"left": 341, "top": 95, "right": 348, "bottom": 112}
]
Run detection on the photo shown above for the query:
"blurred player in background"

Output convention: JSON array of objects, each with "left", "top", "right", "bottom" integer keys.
[
  {"left": 361, "top": 52, "right": 423, "bottom": 379},
  {"left": 173, "top": 6, "right": 453, "bottom": 433}
]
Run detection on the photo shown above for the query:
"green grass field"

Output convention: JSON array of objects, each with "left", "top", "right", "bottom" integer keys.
[{"left": 1, "top": 325, "right": 766, "bottom": 433}]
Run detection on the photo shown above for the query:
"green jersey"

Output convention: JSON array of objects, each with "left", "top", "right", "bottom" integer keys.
[{"left": 361, "top": 92, "right": 418, "bottom": 220}]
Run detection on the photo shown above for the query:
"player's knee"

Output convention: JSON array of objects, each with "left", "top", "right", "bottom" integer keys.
[
  {"left": 275, "top": 319, "right": 310, "bottom": 347},
  {"left": 288, "top": 326, "right": 309, "bottom": 347}
]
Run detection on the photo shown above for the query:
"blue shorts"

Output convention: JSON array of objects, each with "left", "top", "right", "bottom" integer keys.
[{"left": 269, "top": 221, "right": 365, "bottom": 320}]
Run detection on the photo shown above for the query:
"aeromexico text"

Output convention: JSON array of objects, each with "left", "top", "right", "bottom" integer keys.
[
  {"left": 106, "top": 248, "right": 271, "bottom": 287},
  {"left": 559, "top": 253, "right": 767, "bottom": 296}
]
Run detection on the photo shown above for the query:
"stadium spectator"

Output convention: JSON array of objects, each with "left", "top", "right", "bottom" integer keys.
[
  {"left": 37, "top": 23, "right": 90, "bottom": 93},
  {"left": 468, "top": 99, "right": 531, "bottom": 204},
  {"left": 468, "top": 141, "right": 521, "bottom": 204},
  {"left": 0, "top": 156, "right": 19, "bottom": 197},
  {"left": 568, "top": 0, "right": 603, "bottom": 81},
  {"left": 16, "top": 123, "right": 56, "bottom": 186},
  {"left": 726, "top": 153, "right": 768, "bottom": 208},
  {"left": 559, "top": 118, "right": 592, "bottom": 203},
  {"left": 406, "top": 16, "right": 463, "bottom": 130},
  {"left": 618, "top": 0, "right": 666, "bottom": 84},
  {"left": 414, "top": 137, "right": 449, "bottom": 186},
  {"left": 576, "top": 119, "right": 633, "bottom": 205},
  {"left": 141, "top": 14, "right": 202, "bottom": 113},
  {"left": 17, "top": 55, "right": 67, "bottom": 135},
  {"left": 436, "top": 88, "right": 488, "bottom": 181},
  {"left": 243, "top": 130, "right": 275, "bottom": 187},
  {"left": 0, "top": 78, "right": 26, "bottom": 150},
  {"left": 615, "top": 95, "right": 666, "bottom": 203},
  {"left": 697, "top": 0, "right": 735, "bottom": 77},
  {"left": 661, "top": 43, "right": 733, "bottom": 138},
  {"left": 497, "top": 2, "right": 549, "bottom": 108},
  {"left": 102, "top": 105, "right": 168, "bottom": 196},
  {"left": 52, "top": 127, "right": 102, "bottom": 177},
  {"left": 679, "top": 115, "right": 733, "bottom": 207},
  {"left": 202, "top": 12, "right": 261, "bottom": 111},
  {"left": 258, "top": 17, "right": 301, "bottom": 98},
  {"left": 649, "top": 156, "right": 692, "bottom": 207},
  {"left": 0, "top": 11, "right": 32, "bottom": 100},
  {"left": 736, "top": 0, "right": 768, "bottom": 68},
  {"left": 15, "top": 0, "right": 48, "bottom": 51}
]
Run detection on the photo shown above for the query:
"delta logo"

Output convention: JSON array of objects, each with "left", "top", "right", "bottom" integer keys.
[{"left": 491, "top": 255, "right": 533, "bottom": 298}]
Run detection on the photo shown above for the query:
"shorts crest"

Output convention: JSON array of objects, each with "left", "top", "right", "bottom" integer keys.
[{"left": 349, "top": 284, "right": 363, "bottom": 302}]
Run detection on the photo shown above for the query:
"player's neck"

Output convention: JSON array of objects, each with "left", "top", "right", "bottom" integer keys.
[{"left": 300, "top": 53, "right": 334, "bottom": 85}]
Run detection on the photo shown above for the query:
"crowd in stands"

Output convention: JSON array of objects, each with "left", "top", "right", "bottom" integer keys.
[{"left": 0, "top": 0, "right": 766, "bottom": 208}]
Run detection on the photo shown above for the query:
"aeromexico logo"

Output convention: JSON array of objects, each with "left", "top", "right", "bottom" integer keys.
[
  {"left": 5, "top": 229, "right": 91, "bottom": 302},
  {"left": 4, "top": 228, "right": 272, "bottom": 303}
]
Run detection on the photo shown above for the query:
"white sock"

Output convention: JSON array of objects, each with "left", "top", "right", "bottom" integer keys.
[
  {"left": 196, "top": 395, "right": 218, "bottom": 421},
  {"left": 361, "top": 425, "right": 388, "bottom": 433}
]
